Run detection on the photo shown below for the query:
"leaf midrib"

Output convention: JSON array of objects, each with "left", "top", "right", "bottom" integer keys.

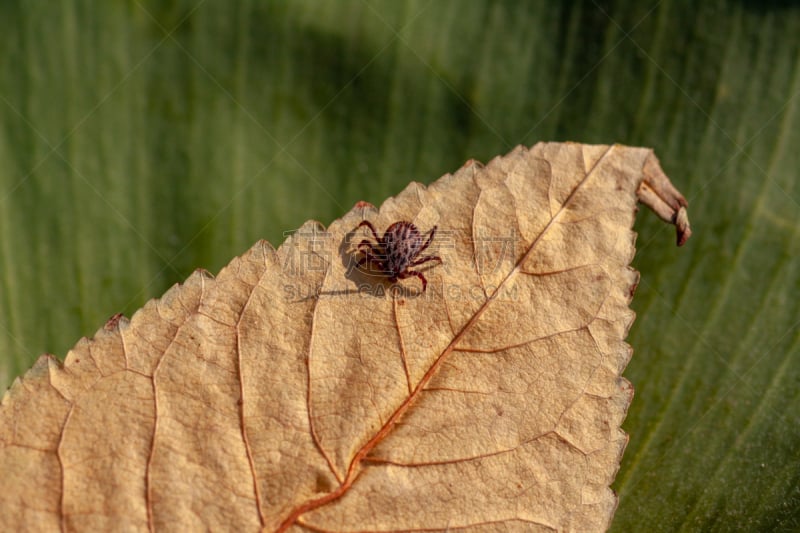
[{"left": 277, "top": 144, "right": 617, "bottom": 529}]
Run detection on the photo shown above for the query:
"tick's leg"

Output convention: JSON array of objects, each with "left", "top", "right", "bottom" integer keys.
[
  {"left": 410, "top": 255, "right": 442, "bottom": 268},
  {"left": 418, "top": 225, "right": 437, "bottom": 254},
  {"left": 358, "top": 241, "right": 387, "bottom": 264},
  {"left": 357, "top": 250, "right": 385, "bottom": 275},
  {"left": 358, "top": 220, "right": 381, "bottom": 242},
  {"left": 398, "top": 269, "right": 428, "bottom": 292},
  {"left": 357, "top": 240, "right": 376, "bottom": 253},
  {"left": 357, "top": 249, "right": 376, "bottom": 267}
]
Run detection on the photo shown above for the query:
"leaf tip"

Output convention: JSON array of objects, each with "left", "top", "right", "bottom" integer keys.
[
  {"left": 638, "top": 152, "right": 693, "bottom": 246},
  {"left": 675, "top": 206, "right": 692, "bottom": 246}
]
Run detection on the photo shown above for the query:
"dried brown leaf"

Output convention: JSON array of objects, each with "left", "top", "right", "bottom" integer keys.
[{"left": 0, "top": 143, "right": 690, "bottom": 532}]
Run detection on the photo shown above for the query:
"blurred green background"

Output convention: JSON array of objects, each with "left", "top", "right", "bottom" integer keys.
[{"left": 1, "top": 1, "right": 798, "bottom": 530}]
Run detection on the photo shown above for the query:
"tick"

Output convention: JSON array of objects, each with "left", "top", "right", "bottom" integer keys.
[{"left": 354, "top": 220, "right": 442, "bottom": 292}]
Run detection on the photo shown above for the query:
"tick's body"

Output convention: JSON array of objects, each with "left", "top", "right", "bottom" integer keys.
[{"left": 355, "top": 220, "right": 442, "bottom": 292}]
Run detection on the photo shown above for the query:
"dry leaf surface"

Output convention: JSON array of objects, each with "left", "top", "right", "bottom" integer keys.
[{"left": 0, "top": 143, "right": 690, "bottom": 532}]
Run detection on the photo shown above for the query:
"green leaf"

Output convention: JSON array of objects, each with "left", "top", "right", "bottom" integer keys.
[{"left": 1, "top": 1, "right": 797, "bottom": 530}]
